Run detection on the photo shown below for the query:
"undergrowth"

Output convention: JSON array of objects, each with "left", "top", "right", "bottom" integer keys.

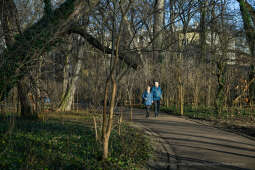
[
  {"left": 160, "top": 105, "right": 255, "bottom": 122},
  {"left": 0, "top": 111, "right": 152, "bottom": 170}
]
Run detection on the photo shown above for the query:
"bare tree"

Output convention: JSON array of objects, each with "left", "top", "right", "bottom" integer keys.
[{"left": 100, "top": 0, "right": 132, "bottom": 159}]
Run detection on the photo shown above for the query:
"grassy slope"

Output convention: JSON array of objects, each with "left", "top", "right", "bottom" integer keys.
[{"left": 0, "top": 111, "right": 152, "bottom": 170}]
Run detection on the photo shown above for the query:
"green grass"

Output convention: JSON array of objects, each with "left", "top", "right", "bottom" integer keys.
[
  {"left": 137, "top": 103, "right": 255, "bottom": 122},
  {"left": 160, "top": 105, "right": 255, "bottom": 122},
  {"left": 160, "top": 105, "right": 217, "bottom": 120},
  {"left": 0, "top": 111, "right": 152, "bottom": 170}
]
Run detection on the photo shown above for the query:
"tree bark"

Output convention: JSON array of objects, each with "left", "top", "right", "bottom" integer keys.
[
  {"left": 103, "top": 75, "right": 117, "bottom": 159},
  {"left": 17, "top": 79, "right": 36, "bottom": 118},
  {"left": 193, "top": 81, "right": 199, "bottom": 109},
  {"left": 0, "top": 0, "right": 21, "bottom": 47},
  {"left": 153, "top": 0, "right": 165, "bottom": 63},
  {"left": 237, "top": 0, "right": 255, "bottom": 57},
  {"left": 0, "top": 0, "right": 37, "bottom": 118},
  {"left": 215, "top": 61, "right": 226, "bottom": 113},
  {"left": 199, "top": 0, "right": 208, "bottom": 63},
  {"left": 178, "top": 74, "right": 184, "bottom": 115},
  {"left": 57, "top": 46, "right": 84, "bottom": 111},
  {"left": 207, "top": 79, "right": 212, "bottom": 107},
  {"left": 169, "top": 0, "right": 176, "bottom": 33}
]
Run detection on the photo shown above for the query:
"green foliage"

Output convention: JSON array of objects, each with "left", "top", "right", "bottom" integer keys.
[
  {"left": 161, "top": 105, "right": 216, "bottom": 120},
  {"left": 0, "top": 112, "right": 151, "bottom": 169},
  {"left": 108, "top": 125, "right": 152, "bottom": 169}
]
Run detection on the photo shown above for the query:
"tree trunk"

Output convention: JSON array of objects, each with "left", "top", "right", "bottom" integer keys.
[
  {"left": 103, "top": 75, "right": 117, "bottom": 159},
  {"left": 207, "top": 79, "right": 212, "bottom": 107},
  {"left": 0, "top": 0, "right": 37, "bottom": 118},
  {"left": 178, "top": 29, "right": 186, "bottom": 115},
  {"left": 193, "top": 83, "right": 199, "bottom": 109},
  {"left": 0, "top": 0, "right": 21, "bottom": 47},
  {"left": 101, "top": 0, "right": 131, "bottom": 160},
  {"left": 169, "top": 0, "right": 176, "bottom": 33},
  {"left": 153, "top": 0, "right": 165, "bottom": 63},
  {"left": 60, "top": 39, "right": 72, "bottom": 108},
  {"left": 237, "top": 0, "right": 255, "bottom": 57},
  {"left": 199, "top": 0, "right": 208, "bottom": 63},
  {"left": 128, "top": 92, "right": 133, "bottom": 120},
  {"left": 0, "top": 0, "right": 99, "bottom": 100},
  {"left": 215, "top": 62, "right": 226, "bottom": 114},
  {"left": 62, "top": 55, "right": 71, "bottom": 100},
  {"left": 58, "top": 46, "right": 84, "bottom": 111},
  {"left": 179, "top": 79, "right": 184, "bottom": 115},
  {"left": 35, "top": 56, "right": 43, "bottom": 113},
  {"left": 17, "top": 80, "right": 36, "bottom": 118},
  {"left": 103, "top": 135, "right": 109, "bottom": 159}
]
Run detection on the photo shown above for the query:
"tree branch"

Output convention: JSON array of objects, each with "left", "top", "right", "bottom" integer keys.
[
  {"left": 68, "top": 25, "right": 142, "bottom": 69},
  {"left": 0, "top": 0, "right": 99, "bottom": 100}
]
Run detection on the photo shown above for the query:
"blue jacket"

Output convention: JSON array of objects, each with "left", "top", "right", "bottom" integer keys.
[
  {"left": 151, "top": 86, "right": 162, "bottom": 101},
  {"left": 142, "top": 91, "right": 153, "bottom": 106}
]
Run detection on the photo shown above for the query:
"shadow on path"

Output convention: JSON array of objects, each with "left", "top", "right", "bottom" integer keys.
[{"left": 129, "top": 110, "right": 255, "bottom": 170}]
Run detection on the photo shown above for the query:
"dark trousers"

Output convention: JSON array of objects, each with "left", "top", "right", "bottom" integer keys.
[
  {"left": 154, "top": 100, "right": 160, "bottom": 117},
  {"left": 145, "top": 105, "right": 151, "bottom": 117}
]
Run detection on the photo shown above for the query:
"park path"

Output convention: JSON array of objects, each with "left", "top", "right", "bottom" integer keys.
[{"left": 123, "top": 108, "right": 255, "bottom": 170}]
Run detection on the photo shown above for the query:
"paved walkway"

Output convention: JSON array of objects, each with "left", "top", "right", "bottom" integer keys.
[{"left": 126, "top": 108, "right": 255, "bottom": 170}]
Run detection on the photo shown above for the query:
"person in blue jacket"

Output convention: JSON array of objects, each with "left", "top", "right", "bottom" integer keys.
[
  {"left": 151, "top": 81, "right": 162, "bottom": 117},
  {"left": 142, "top": 86, "right": 153, "bottom": 118}
]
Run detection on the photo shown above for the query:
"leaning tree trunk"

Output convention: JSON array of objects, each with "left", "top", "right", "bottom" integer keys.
[
  {"left": 0, "top": 0, "right": 37, "bottom": 118},
  {"left": 60, "top": 39, "right": 72, "bottom": 107},
  {"left": 57, "top": 47, "right": 84, "bottom": 111}
]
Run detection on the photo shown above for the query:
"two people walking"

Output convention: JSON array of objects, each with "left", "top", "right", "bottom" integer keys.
[{"left": 142, "top": 81, "right": 162, "bottom": 118}]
